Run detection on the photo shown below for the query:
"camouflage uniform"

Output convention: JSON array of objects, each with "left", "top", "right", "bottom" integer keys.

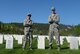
[
  {"left": 22, "top": 14, "right": 33, "bottom": 50},
  {"left": 48, "top": 7, "right": 60, "bottom": 50}
]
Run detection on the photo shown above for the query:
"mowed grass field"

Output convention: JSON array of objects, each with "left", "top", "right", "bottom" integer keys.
[{"left": 0, "top": 38, "right": 80, "bottom": 54}]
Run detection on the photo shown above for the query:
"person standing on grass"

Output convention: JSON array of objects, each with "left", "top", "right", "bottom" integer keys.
[
  {"left": 22, "top": 13, "right": 33, "bottom": 50},
  {"left": 48, "top": 7, "right": 60, "bottom": 51}
]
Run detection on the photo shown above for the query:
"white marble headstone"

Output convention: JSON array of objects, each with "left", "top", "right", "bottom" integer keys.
[
  {"left": 0, "top": 35, "right": 3, "bottom": 44},
  {"left": 60, "top": 36, "right": 66, "bottom": 45},
  {"left": 38, "top": 36, "right": 45, "bottom": 49},
  {"left": 60, "top": 37, "right": 64, "bottom": 45},
  {"left": 13, "top": 35, "right": 19, "bottom": 40},
  {"left": 6, "top": 35, "right": 13, "bottom": 49},
  {"left": 78, "top": 37, "right": 80, "bottom": 45},
  {"left": 33, "top": 35, "right": 38, "bottom": 38},
  {"left": 4, "top": 35, "right": 9, "bottom": 40},
  {"left": 70, "top": 37, "right": 79, "bottom": 50},
  {"left": 17, "top": 35, "right": 23, "bottom": 44},
  {"left": 13, "top": 35, "right": 24, "bottom": 44},
  {"left": 66, "top": 36, "right": 71, "bottom": 43}
]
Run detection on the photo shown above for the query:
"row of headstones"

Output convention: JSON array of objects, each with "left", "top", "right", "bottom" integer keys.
[
  {"left": 0, "top": 35, "right": 38, "bottom": 49},
  {"left": 38, "top": 36, "right": 79, "bottom": 49},
  {"left": 0, "top": 35, "right": 23, "bottom": 49},
  {"left": 0, "top": 34, "right": 80, "bottom": 49}
]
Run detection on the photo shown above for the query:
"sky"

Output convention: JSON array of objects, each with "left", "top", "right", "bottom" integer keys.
[{"left": 0, "top": 0, "right": 80, "bottom": 25}]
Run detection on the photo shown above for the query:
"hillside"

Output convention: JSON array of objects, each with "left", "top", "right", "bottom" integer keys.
[{"left": 0, "top": 21, "right": 80, "bottom": 36}]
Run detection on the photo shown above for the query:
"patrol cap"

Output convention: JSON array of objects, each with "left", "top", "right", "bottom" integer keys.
[
  {"left": 27, "top": 13, "right": 31, "bottom": 17},
  {"left": 51, "top": 7, "right": 55, "bottom": 11}
]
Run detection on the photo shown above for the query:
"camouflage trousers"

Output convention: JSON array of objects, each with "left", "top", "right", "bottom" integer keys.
[
  {"left": 49, "top": 28, "right": 60, "bottom": 47},
  {"left": 22, "top": 31, "right": 32, "bottom": 49}
]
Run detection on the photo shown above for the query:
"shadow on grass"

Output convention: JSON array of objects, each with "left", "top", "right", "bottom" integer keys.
[
  {"left": 61, "top": 47, "right": 69, "bottom": 50},
  {"left": 45, "top": 46, "right": 69, "bottom": 50},
  {"left": 45, "top": 46, "right": 49, "bottom": 49},
  {"left": 45, "top": 46, "right": 59, "bottom": 49},
  {"left": 14, "top": 46, "right": 21, "bottom": 49},
  {"left": 32, "top": 47, "right": 37, "bottom": 49}
]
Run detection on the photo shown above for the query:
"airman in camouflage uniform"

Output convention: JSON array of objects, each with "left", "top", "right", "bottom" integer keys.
[
  {"left": 22, "top": 13, "right": 33, "bottom": 50},
  {"left": 48, "top": 7, "right": 60, "bottom": 50}
]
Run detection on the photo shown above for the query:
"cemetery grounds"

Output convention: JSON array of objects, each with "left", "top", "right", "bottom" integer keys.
[{"left": 0, "top": 38, "right": 80, "bottom": 54}]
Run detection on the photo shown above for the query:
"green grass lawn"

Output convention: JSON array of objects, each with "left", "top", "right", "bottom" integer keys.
[{"left": 0, "top": 38, "right": 80, "bottom": 54}]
